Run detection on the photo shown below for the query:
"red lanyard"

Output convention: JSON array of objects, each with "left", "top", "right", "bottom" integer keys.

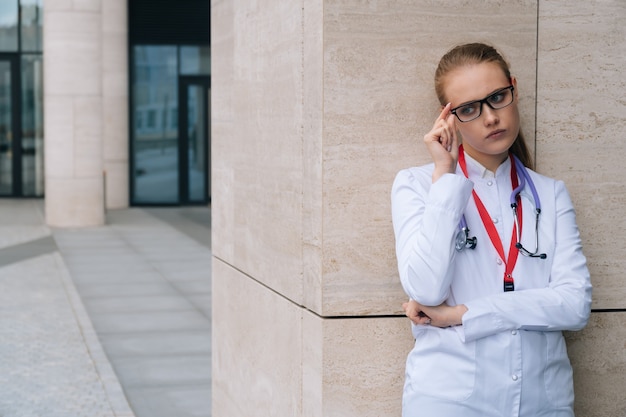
[{"left": 458, "top": 145, "right": 522, "bottom": 292}]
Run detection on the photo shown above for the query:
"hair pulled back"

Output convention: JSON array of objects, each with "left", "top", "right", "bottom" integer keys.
[{"left": 434, "top": 43, "right": 533, "bottom": 169}]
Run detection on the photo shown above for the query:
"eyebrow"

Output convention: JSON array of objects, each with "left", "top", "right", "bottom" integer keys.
[{"left": 454, "top": 86, "right": 510, "bottom": 108}]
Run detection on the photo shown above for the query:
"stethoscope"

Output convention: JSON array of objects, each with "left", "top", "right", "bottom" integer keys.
[{"left": 455, "top": 155, "right": 547, "bottom": 259}]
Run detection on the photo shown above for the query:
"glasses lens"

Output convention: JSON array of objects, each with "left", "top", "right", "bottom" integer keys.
[
  {"left": 455, "top": 103, "right": 481, "bottom": 122},
  {"left": 488, "top": 87, "right": 514, "bottom": 109}
]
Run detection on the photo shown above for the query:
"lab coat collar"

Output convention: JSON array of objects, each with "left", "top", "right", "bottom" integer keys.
[{"left": 462, "top": 152, "right": 512, "bottom": 180}]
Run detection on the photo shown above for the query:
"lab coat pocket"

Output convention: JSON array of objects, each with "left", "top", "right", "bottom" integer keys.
[
  {"left": 544, "top": 332, "right": 574, "bottom": 407},
  {"left": 406, "top": 328, "right": 476, "bottom": 402}
]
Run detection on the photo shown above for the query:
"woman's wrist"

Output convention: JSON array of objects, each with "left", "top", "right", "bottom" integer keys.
[
  {"left": 432, "top": 162, "right": 457, "bottom": 183},
  {"left": 432, "top": 167, "right": 453, "bottom": 183},
  {"left": 450, "top": 304, "right": 468, "bottom": 326}
]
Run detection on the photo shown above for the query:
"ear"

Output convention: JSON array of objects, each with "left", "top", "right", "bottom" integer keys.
[{"left": 509, "top": 75, "right": 519, "bottom": 103}]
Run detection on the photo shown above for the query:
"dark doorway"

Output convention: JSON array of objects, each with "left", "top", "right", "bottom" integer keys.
[
  {"left": 0, "top": 56, "right": 18, "bottom": 195},
  {"left": 179, "top": 76, "right": 210, "bottom": 204}
]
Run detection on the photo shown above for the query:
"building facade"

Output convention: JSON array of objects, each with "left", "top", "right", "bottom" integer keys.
[
  {"left": 5, "top": 0, "right": 624, "bottom": 415},
  {"left": 211, "top": 1, "right": 626, "bottom": 416},
  {"left": 39, "top": 0, "right": 210, "bottom": 227}
]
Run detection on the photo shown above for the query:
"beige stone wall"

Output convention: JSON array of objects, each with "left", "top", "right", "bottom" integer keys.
[
  {"left": 44, "top": 0, "right": 128, "bottom": 227},
  {"left": 44, "top": 0, "right": 105, "bottom": 226},
  {"left": 102, "top": 0, "right": 129, "bottom": 209},
  {"left": 537, "top": 1, "right": 626, "bottom": 413},
  {"left": 212, "top": 1, "right": 626, "bottom": 416}
]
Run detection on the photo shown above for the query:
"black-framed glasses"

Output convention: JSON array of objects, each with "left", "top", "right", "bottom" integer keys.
[{"left": 451, "top": 86, "right": 515, "bottom": 123}]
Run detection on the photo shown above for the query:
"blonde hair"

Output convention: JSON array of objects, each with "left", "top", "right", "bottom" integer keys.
[{"left": 434, "top": 43, "right": 533, "bottom": 169}]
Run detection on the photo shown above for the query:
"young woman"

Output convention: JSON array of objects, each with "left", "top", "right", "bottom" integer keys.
[{"left": 391, "top": 43, "right": 592, "bottom": 417}]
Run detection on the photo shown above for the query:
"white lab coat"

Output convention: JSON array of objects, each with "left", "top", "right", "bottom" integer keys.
[{"left": 391, "top": 155, "right": 592, "bottom": 417}]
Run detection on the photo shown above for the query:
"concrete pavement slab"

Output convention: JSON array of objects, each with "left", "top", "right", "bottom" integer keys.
[{"left": 0, "top": 199, "right": 211, "bottom": 417}]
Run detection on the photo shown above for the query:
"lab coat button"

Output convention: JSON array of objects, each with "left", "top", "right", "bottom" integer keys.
[
  {"left": 487, "top": 180, "right": 493, "bottom": 186},
  {"left": 511, "top": 330, "right": 517, "bottom": 335},
  {"left": 512, "top": 374, "right": 519, "bottom": 381},
  {"left": 492, "top": 218, "right": 499, "bottom": 224},
  {"left": 496, "top": 259, "right": 503, "bottom": 265}
]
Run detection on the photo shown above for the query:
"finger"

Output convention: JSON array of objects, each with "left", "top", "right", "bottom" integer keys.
[
  {"left": 442, "top": 122, "right": 455, "bottom": 150},
  {"left": 446, "top": 114, "right": 458, "bottom": 153},
  {"left": 412, "top": 316, "right": 431, "bottom": 326},
  {"left": 436, "top": 103, "right": 452, "bottom": 123},
  {"left": 446, "top": 113, "right": 457, "bottom": 136},
  {"left": 438, "top": 125, "right": 448, "bottom": 148}
]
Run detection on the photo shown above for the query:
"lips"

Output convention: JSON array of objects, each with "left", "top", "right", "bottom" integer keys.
[{"left": 486, "top": 129, "right": 506, "bottom": 139}]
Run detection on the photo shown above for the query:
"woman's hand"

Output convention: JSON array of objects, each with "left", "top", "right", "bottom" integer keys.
[
  {"left": 403, "top": 299, "right": 468, "bottom": 328},
  {"left": 424, "top": 103, "right": 459, "bottom": 182}
]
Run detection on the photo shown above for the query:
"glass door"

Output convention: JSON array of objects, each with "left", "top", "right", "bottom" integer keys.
[
  {"left": 0, "top": 55, "right": 42, "bottom": 197},
  {"left": 179, "top": 76, "right": 210, "bottom": 204},
  {"left": 0, "top": 57, "right": 17, "bottom": 195}
]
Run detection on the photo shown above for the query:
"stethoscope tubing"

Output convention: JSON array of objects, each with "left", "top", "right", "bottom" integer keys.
[{"left": 457, "top": 155, "right": 542, "bottom": 254}]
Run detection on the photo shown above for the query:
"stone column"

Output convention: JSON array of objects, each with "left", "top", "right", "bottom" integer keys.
[
  {"left": 44, "top": 0, "right": 104, "bottom": 226},
  {"left": 536, "top": 1, "right": 626, "bottom": 413},
  {"left": 212, "top": 1, "right": 536, "bottom": 415},
  {"left": 212, "top": 1, "right": 626, "bottom": 416},
  {"left": 102, "top": 0, "right": 129, "bottom": 209}
]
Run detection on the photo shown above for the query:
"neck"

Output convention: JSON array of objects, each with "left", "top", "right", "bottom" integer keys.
[{"left": 462, "top": 147, "right": 508, "bottom": 173}]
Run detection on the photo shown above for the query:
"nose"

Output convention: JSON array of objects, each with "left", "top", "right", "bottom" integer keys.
[{"left": 481, "top": 103, "right": 499, "bottom": 125}]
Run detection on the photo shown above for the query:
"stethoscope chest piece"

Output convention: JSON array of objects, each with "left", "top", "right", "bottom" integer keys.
[{"left": 455, "top": 226, "right": 477, "bottom": 252}]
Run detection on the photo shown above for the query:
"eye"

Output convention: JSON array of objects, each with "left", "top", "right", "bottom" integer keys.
[
  {"left": 458, "top": 103, "right": 479, "bottom": 116},
  {"left": 488, "top": 90, "right": 507, "bottom": 105}
]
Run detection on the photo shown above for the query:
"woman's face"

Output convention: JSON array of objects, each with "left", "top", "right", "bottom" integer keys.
[{"left": 443, "top": 62, "right": 520, "bottom": 170}]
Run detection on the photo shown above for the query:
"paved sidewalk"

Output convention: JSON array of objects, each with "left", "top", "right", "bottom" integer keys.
[{"left": 0, "top": 200, "right": 212, "bottom": 417}]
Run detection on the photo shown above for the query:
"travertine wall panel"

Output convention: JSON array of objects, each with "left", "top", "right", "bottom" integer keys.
[
  {"left": 565, "top": 313, "right": 626, "bottom": 416},
  {"left": 302, "top": 0, "right": 325, "bottom": 315},
  {"left": 44, "top": 11, "right": 101, "bottom": 96},
  {"left": 44, "top": 96, "right": 75, "bottom": 179},
  {"left": 212, "top": 259, "right": 413, "bottom": 417},
  {"left": 102, "top": 0, "right": 129, "bottom": 209},
  {"left": 211, "top": 0, "right": 236, "bottom": 259},
  {"left": 318, "top": 317, "right": 411, "bottom": 417},
  {"left": 212, "top": 258, "right": 302, "bottom": 417},
  {"left": 320, "top": 0, "right": 538, "bottom": 315},
  {"left": 536, "top": 1, "right": 626, "bottom": 309},
  {"left": 45, "top": 177, "right": 104, "bottom": 225},
  {"left": 44, "top": 0, "right": 104, "bottom": 226},
  {"left": 211, "top": 0, "right": 303, "bottom": 303}
]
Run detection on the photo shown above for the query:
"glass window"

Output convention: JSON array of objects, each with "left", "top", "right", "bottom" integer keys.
[
  {"left": 186, "top": 84, "right": 206, "bottom": 202},
  {"left": 171, "top": 107, "right": 178, "bottom": 128},
  {"left": 146, "top": 109, "right": 156, "bottom": 128},
  {"left": 180, "top": 46, "right": 210, "bottom": 75},
  {"left": 135, "top": 110, "right": 143, "bottom": 129},
  {"left": 0, "top": 61, "right": 13, "bottom": 194},
  {"left": 20, "top": 0, "right": 43, "bottom": 52},
  {"left": 0, "top": 0, "right": 19, "bottom": 52},
  {"left": 21, "top": 54, "right": 43, "bottom": 196},
  {"left": 132, "top": 45, "right": 179, "bottom": 204}
]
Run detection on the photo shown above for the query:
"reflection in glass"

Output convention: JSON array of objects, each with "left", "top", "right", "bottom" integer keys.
[
  {"left": 0, "top": 0, "right": 18, "bottom": 51},
  {"left": 132, "top": 46, "right": 179, "bottom": 203},
  {"left": 0, "top": 61, "right": 13, "bottom": 194},
  {"left": 20, "top": 0, "right": 43, "bottom": 52},
  {"left": 180, "top": 46, "right": 210, "bottom": 75},
  {"left": 21, "top": 55, "right": 43, "bottom": 196},
  {"left": 187, "top": 85, "right": 206, "bottom": 202}
]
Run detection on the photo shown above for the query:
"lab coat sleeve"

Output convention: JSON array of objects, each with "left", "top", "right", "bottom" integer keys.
[
  {"left": 459, "top": 180, "right": 592, "bottom": 343},
  {"left": 391, "top": 168, "right": 474, "bottom": 306}
]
